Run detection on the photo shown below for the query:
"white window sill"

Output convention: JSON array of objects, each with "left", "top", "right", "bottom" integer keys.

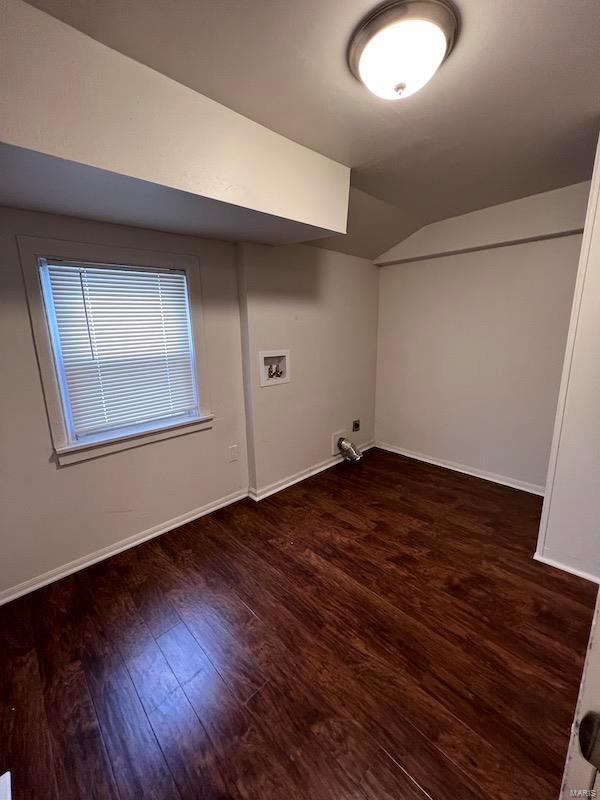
[{"left": 55, "top": 414, "right": 214, "bottom": 465}]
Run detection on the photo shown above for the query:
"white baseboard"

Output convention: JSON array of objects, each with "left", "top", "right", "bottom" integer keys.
[
  {"left": 375, "top": 442, "right": 545, "bottom": 496},
  {"left": 0, "top": 440, "right": 552, "bottom": 606},
  {"left": 534, "top": 552, "right": 600, "bottom": 584},
  {"left": 249, "top": 441, "right": 375, "bottom": 501},
  {"left": 0, "top": 441, "right": 379, "bottom": 604},
  {"left": 0, "top": 488, "right": 249, "bottom": 607}
]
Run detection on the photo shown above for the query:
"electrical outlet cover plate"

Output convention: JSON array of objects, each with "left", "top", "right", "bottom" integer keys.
[{"left": 332, "top": 429, "right": 347, "bottom": 457}]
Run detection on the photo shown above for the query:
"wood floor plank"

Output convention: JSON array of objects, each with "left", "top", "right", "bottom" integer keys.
[
  {"left": 183, "top": 661, "right": 316, "bottom": 800},
  {"left": 1, "top": 449, "right": 595, "bottom": 799},
  {"left": 292, "top": 543, "right": 568, "bottom": 766},
  {"left": 29, "top": 581, "right": 120, "bottom": 800},
  {"left": 186, "top": 513, "right": 549, "bottom": 799},
  {"left": 177, "top": 517, "right": 489, "bottom": 796},
  {"left": 117, "top": 547, "right": 182, "bottom": 638},
  {"left": 146, "top": 687, "right": 231, "bottom": 800},
  {"left": 83, "top": 567, "right": 181, "bottom": 715},
  {"left": 79, "top": 566, "right": 234, "bottom": 800},
  {"left": 157, "top": 621, "right": 215, "bottom": 686},
  {"left": 311, "top": 717, "right": 431, "bottom": 800},
  {"left": 273, "top": 510, "right": 579, "bottom": 686},
  {"left": 245, "top": 672, "right": 430, "bottom": 800},
  {"left": 285, "top": 525, "right": 579, "bottom": 719},
  {"left": 155, "top": 534, "right": 268, "bottom": 704},
  {"left": 0, "top": 599, "right": 60, "bottom": 800},
  {"left": 72, "top": 573, "right": 182, "bottom": 800}
]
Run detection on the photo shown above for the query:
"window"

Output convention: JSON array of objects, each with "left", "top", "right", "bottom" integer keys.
[
  {"left": 40, "top": 258, "right": 201, "bottom": 446},
  {"left": 19, "top": 237, "right": 212, "bottom": 464}
]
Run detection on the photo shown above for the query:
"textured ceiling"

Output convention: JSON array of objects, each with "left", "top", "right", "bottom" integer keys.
[{"left": 23, "top": 0, "right": 600, "bottom": 257}]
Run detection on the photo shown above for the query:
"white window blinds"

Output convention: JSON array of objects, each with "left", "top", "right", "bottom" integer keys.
[{"left": 39, "top": 259, "right": 200, "bottom": 443}]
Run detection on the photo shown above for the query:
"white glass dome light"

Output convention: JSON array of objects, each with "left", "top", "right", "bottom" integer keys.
[{"left": 348, "top": 0, "right": 458, "bottom": 100}]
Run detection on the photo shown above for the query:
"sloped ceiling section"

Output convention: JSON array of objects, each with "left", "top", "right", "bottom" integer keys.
[
  {"left": 376, "top": 182, "right": 591, "bottom": 265},
  {"left": 24, "top": 0, "right": 600, "bottom": 258},
  {"left": 0, "top": 0, "right": 350, "bottom": 246},
  {"left": 312, "top": 187, "right": 420, "bottom": 260}
]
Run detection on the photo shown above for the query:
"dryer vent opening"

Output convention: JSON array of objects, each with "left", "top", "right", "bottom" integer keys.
[{"left": 337, "top": 437, "right": 363, "bottom": 462}]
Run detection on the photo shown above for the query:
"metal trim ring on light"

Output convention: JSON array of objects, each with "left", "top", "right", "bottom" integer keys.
[{"left": 348, "top": 0, "right": 459, "bottom": 86}]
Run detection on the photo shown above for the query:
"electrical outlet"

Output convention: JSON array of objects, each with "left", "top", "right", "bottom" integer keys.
[
  {"left": 352, "top": 419, "right": 360, "bottom": 432},
  {"left": 228, "top": 444, "right": 239, "bottom": 462},
  {"left": 332, "top": 429, "right": 347, "bottom": 456}
]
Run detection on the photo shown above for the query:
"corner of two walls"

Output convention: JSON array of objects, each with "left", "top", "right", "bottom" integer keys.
[
  {"left": 0, "top": 206, "right": 250, "bottom": 604},
  {"left": 243, "top": 190, "right": 586, "bottom": 502},
  {"left": 373, "top": 182, "right": 591, "bottom": 493},
  {"left": 1, "top": 181, "right": 585, "bottom": 603},
  {"left": 236, "top": 241, "right": 379, "bottom": 499},
  {"left": 0, "top": 206, "right": 379, "bottom": 604}
]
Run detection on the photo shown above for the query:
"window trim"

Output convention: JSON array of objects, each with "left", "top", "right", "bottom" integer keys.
[{"left": 18, "top": 236, "right": 213, "bottom": 465}]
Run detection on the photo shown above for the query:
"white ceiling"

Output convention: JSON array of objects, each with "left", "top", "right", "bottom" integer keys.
[{"left": 23, "top": 0, "right": 600, "bottom": 257}]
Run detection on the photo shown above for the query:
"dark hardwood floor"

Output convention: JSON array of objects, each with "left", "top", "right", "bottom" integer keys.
[{"left": 1, "top": 448, "right": 597, "bottom": 799}]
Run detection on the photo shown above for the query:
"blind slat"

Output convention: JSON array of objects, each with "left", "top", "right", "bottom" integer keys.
[{"left": 41, "top": 261, "right": 200, "bottom": 441}]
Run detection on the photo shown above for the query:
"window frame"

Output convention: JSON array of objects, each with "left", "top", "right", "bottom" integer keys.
[{"left": 18, "top": 236, "right": 213, "bottom": 465}]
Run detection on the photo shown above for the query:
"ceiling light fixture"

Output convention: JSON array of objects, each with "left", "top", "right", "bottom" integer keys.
[{"left": 348, "top": 0, "right": 458, "bottom": 100}]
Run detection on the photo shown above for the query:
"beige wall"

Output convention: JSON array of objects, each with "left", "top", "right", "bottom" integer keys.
[
  {"left": 375, "top": 235, "right": 582, "bottom": 490},
  {"left": 238, "top": 243, "right": 378, "bottom": 495},
  {"left": 0, "top": 206, "right": 249, "bottom": 601},
  {"left": 0, "top": 209, "right": 379, "bottom": 602},
  {"left": 0, "top": 183, "right": 588, "bottom": 601},
  {"left": 537, "top": 137, "right": 600, "bottom": 581}
]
